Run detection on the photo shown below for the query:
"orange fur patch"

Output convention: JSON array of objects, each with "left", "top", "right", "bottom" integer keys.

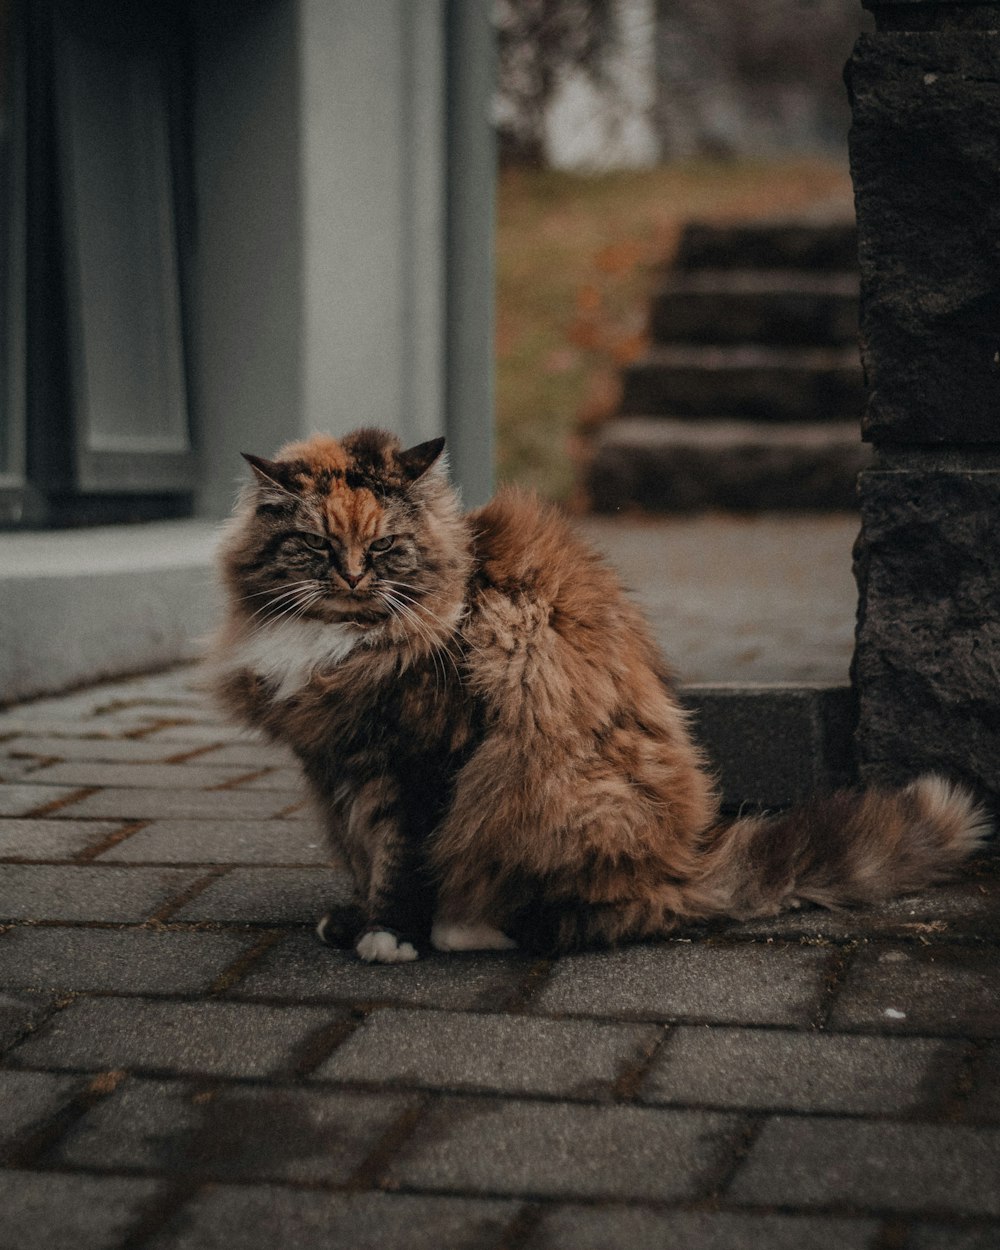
[{"left": 277, "top": 434, "right": 348, "bottom": 474}]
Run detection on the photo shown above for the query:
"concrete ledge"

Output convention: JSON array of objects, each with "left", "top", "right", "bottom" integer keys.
[
  {"left": 0, "top": 521, "right": 221, "bottom": 705},
  {"left": 680, "top": 683, "right": 857, "bottom": 809}
]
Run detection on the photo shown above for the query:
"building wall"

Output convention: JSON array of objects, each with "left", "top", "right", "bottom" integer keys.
[{"left": 193, "top": 0, "right": 494, "bottom": 519}]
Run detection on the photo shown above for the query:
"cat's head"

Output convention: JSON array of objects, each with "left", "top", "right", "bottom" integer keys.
[{"left": 220, "top": 427, "right": 469, "bottom": 633}]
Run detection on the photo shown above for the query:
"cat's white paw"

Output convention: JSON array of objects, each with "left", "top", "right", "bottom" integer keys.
[
  {"left": 430, "top": 921, "right": 518, "bottom": 952},
  {"left": 355, "top": 930, "right": 419, "bottom": 963}
]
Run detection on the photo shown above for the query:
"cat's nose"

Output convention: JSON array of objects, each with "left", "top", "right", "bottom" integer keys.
[{"left": 342, "top": 571, "right": 363, "bottom": 589}]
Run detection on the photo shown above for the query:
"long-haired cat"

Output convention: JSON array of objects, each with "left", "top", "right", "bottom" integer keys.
[{"left": 210, "top": 428, "right": 991, "bottom": 963}]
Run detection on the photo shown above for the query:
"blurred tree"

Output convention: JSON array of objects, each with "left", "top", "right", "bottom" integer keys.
[{"left": 495, "top": 0, "right": 619, "bottom": 164}]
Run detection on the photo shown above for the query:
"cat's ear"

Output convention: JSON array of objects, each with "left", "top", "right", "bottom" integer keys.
[
  {"left": 397, "top": 436, "right": 446, "bottom": 482},
  {"left": 240, "top": 452, "right": 299, "bottom": 496}
]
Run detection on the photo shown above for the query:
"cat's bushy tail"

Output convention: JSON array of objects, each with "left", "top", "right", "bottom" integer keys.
[{"left": 690, "top": 775, "right": 992, "bottom": 921}]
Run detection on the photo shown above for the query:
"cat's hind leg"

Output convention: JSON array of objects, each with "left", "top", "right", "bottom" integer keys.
[{"left": 430, "top": 920, "right": 518, "bottom": 952}]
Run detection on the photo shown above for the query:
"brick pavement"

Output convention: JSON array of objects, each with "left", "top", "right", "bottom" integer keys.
[{"left": 0, "top": 666, "right": 998, "bottom": 1250}]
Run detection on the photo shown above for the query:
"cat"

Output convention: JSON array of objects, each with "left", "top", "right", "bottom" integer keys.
[{"left": 209, "top": 427, "right": 992, "bottom": 963}]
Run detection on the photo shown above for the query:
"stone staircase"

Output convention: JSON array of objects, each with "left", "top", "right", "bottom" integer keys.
[{"left": 587, "top": 220, "right": 872, "bottom": 512}]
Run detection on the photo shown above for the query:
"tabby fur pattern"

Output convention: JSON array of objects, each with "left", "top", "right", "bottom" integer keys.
[{"left": 210, "top": 429, "right": 992, "bottom": 963}]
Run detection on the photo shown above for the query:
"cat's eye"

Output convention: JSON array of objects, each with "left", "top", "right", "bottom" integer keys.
[
  {"left": 368, "top": 535, "right": 395, "bottom": 553},
  {"left": 298, "top": 532, "right": 329, "bottom": 551}
]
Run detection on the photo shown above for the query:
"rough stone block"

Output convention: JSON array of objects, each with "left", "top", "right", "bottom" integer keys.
[
  {"left": 680, "top": 683, "right": 857, "bottom": 808},
  {"left": 531, "top": 942, "right": 830, "bottom": 1027},
  {"left": 0, "top": 927, "right": 254, "bottom": 995},
  {"left": 0, "top": 1171, "right": 162, "bottom": 1250},
  {"left": 0, "top": 864, "right": 205, "bottom": 922},
  {"left": 640, "top": 1026, "right": 961, "bottom": 1115},
  {"left": 830, "top": 943, "right": 1000, "bottom": 1037},
  {"left": 314, "top": 1007, "right": 658, "bottom": 1097},
  {"left": 231, "top": 934, "right": 528, "bottom": 1012},
  {"left": 146, "top": 1189, "right": 517, "bottom": 1250},
  {"left": 848, "top": 33, "right": 1000, "bottom": 442},
  {"left": 729, "top": 1117, "right": 1000, "bottom": 1215},
  {"left": 528, "top": 1206, "right": 878, "bottom": 1250},
  {"left": 386, "top": 1097, "right": 741, "bottom": 1201},
  {"left": 10, "top": 997, "right": 344, "bottom": 1077},
  {"left": 54, "top": 1078, "right": 416, "bottom": 1184},
  {"left": 853, "top": 470, "right": 1000, "bottom": 799}
]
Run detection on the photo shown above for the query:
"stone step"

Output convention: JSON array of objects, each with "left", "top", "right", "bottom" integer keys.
[
  {"left": 621, "top": 345, "right": 864, "bottom": 422},
  {"left": 678, "top": 683, "right": 857, "bottom": 809},
  {"left": 588, "top": 417, "right": 871, "bottom": 513},
  {"left": 650, "top": 270, "right": 859, "bottom": 347},
  {"left": 675, "top": 221, "right": 859, "bottom": 273}
]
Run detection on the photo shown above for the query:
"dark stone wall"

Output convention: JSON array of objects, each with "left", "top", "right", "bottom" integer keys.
[
  {"left": 848, "top": 34, "right": 1000, "bottom": 444},
  {"left": 852, "top": 471, "right": 1000, "bottom": 794},
  {"left": 848, "top": 1, "right": 1000, "bottom": 802}
]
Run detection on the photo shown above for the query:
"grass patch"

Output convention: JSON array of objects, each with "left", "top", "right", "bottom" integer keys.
[{"left": 495, "top": 158, "right": 853, "bottom": 502}]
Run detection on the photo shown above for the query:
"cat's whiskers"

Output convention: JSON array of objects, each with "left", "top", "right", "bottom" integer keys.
[
  {"left": 240, "top": 581, "right": 321, "bottom": 627},
  {"left": 240, "top": 584, "right": 326, "bottom": 642},
  {"left": 237, "top": 579, "right": 317, "bottom": 604},
  {"left": 380, "top": 579, "right": 485, "bottom": 657},
  {"left": 380, "top": 587, "right": 460, "bottom": 683},
  {"left": 377, "top": 588, "right": 454, "bottom": 692}
]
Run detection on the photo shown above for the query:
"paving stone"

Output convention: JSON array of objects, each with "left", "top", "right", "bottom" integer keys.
[
  {"left": 0, "top": 1170, "right": 162, "bottom": 1250},
  {"left": 26, "top": 761, "right": 256, "bottom": 790},
  {"left": 0, "top": 757, "right": 50, "bottom": 782},
  {"left": 11, "top": 997, "right": 344, "bottom": 1077},
  {"left": 55, "top": 787, "right": 294, "bottom": 822},
  {"left": 147, "top": 1188, "right": 517, "bottom": 1250},
  {"left": 532, "top": 942, "right": 829, "bottom": 1026},
  {"left": 527, "top": 1206, "right": 879, "bottom": 1250},
  {"left": 966, "top": 1043, "right": 1000, "bottom": 1124},
  {"left": 139, "top": 723, "right": 253, "bottom": 745},
  {"left": 0, "top": 819, "right": 123, "bottom": 860},
  {"left": 228, "top": 767, "right": 304, "bottom": 792},
  {"left": 0, "top": 1069, "right": 84, "bottom": 1154},
  {"left": 907, "top": 1225, "right": 1000, "bottom": 1250},
  {"left": 0, "top": 864, "right": 205, "bottom": 922},
  {"left": 3, "top": 735, "right": 217, "bottom": 764},
  {"left": 829, "top": 944, "right": 1000, "bottom": 1038},
  {"left": 232, "top": 934, "right": 527, "bottom": 1010},
  {"left": 55, "top": 1077, "right": 416, "bottom": 1184},
  {"left": 0, "top": 927, "right": 254, "bottom": 994},
  {"left": 729, "top": 1117, "right": 1000, "bottom": 1215},
  {"left": 315, "top": 1007, "right": 659, "bottom": 1097},
  {"left": 0, "top": 784, "right": 88, "bottom": 817},
  {"left": 0, "top": 990, "right": 54, "bottom": 1053},
  {"left": 640, "top": 1026, "right": 962, "bottom": 1115},
  {"left": 186, "top": 741, "right": 298, "bottom": 768},
  {"left": 386, "top": 1097, "right": 741, "bottom": 1200},
  {"left": 171, "top": 867, "right": 354, "bottom": 923},
  {"left": 95, "top": 819, "right": 328, "bottom": 864},
  {"left": 733, "top": 878, "right": 1000, "bottom": 942}
]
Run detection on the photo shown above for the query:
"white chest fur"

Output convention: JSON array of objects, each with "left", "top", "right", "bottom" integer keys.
[{"left": 225, "top": 617, "right": 366, "bottom": 698}]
